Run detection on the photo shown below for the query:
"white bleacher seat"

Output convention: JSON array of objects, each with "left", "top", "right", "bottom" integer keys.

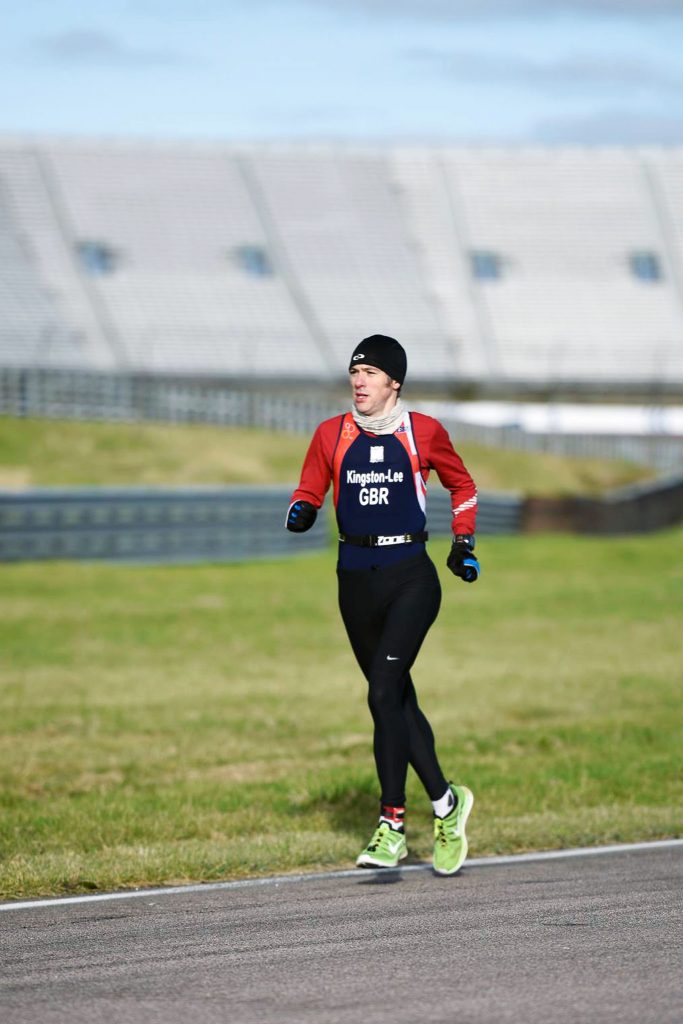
[
  {"left": 0, "top": 145, "right": 115, "bottom": 369},
  {"left": 441, "top": 147, "right": 683, "bottom": 384},
  {"left": 43, "top": 142, "right": 327, "bottom": 376},
  {"left": 248, "top": 148, "right": 451, "bottom": 378},
  {"left": 0, "top": 138, "right": 681, "bottom": 389}
]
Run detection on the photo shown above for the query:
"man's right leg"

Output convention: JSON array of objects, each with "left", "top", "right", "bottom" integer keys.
[
  {"left": 337, "top": 564, "right": 414, "bottom": 808},
  {"left": 338, "top": 564, "right": 411, "bottom": 866},
  {"left": 363, "top": 555, "right": 446, "bottom": 804},
  {"left": 338, "top": 559, "right": 443, "bottom": 793}
]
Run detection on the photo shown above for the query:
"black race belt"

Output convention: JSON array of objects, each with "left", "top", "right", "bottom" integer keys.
[{"left": 338, "top": 531, "right": 428, "bottom": 548}]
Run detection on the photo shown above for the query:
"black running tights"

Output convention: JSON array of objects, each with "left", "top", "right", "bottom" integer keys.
[{"left": 337, "top": 552, "right": 448, "bottom": 806}]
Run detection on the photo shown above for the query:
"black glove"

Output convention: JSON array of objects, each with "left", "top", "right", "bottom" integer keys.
[
  {"left": 286, "top": 500, "right": 318, "bottom": 533},
  {"left": 447, "top": 534, "right": 480, "bottom": 583}
]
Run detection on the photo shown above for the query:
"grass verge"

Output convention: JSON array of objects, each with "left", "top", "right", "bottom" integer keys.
[
  {"left": 0, "top": 416, "right": 653, "bottom": 494},
  {"left": 1, "top": 530, "right": 681, "bottom": 900}
]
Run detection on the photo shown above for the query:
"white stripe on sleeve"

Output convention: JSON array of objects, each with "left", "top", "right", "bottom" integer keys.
[{"left": 452, "top": 494, "right": 478, "bottom": 516}]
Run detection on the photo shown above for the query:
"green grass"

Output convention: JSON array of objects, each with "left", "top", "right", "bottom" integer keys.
[
  {"left": 0, "top": 418, "right": 307, "bottom": 489},
  {"left": 0, "top": 416, "right": 653, "bottom": 495},
  {"left": 1, "top": 530, "right": 681, "bottom": 900}
]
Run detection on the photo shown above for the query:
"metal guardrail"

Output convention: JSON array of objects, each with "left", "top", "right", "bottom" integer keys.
[
  {"left": 0, "top": 487, "right": 328, "bottom": 564},
  {"left": 0, "top": 486, "right": 522, "bottom": 564}
]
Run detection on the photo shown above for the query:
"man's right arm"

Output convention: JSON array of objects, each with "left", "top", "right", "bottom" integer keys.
[{"left": 285, "top": 419, "right": 338, "bottom": 533}]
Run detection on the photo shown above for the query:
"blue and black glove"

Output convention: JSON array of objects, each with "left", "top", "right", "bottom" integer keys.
[
  {"left": 447, "top": 534, "right": 480, "bottom": 583},
  {"left": 286, "top": 500, "right": 318, "bottom": 533}
]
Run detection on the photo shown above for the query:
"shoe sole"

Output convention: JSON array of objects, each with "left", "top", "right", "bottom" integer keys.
[
  {"left": 433, "top": 785, "right": 474, "bottom": 876},
  {"left": 356, "top": 848, "right": 408, "bottom": 869}
]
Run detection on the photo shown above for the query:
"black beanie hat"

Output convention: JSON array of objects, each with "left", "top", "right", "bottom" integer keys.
[{"left": 348, "top": 335, "right": 407, "bottom": 385}]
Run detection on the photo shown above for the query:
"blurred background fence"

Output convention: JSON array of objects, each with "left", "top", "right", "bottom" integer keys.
[{"left": 2, "top": 367, "right": 681, "bottom": 470}]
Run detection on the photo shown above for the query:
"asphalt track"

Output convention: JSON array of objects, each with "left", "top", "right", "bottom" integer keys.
[{"left": 2, "top": 842, "right": 681, "bottom": 1024}]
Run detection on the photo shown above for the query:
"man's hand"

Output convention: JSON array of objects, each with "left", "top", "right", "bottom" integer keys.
[
  {"left": 447, "top": 534, "right": 480, "bottom": 583},
  {"left": 286, "top": 500, "right": 318, "bottom": 533}
]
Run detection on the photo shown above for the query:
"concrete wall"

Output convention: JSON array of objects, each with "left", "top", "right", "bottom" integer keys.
[{"left": 522, "top": 473, "right": 683, "bottom": 535}]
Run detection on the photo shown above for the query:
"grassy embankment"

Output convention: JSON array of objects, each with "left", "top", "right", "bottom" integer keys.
[
  {"left": 1, "top": 530, "right": 681, "bottom": 900},
  {"left": 0, "top": 416, "right": 654, "bottom": 494}
]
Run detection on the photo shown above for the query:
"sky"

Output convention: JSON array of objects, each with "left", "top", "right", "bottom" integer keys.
[{"left": 2, "top": 0, "right": 683, "bottom": 145}]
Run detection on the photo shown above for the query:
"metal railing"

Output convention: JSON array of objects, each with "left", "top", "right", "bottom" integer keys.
[
  {"left": 1, "top": 367, "right": 681, "bottom": 470},
  {"left": 0, "top": 367, "right": 330, "bottom": 432},
  {"left": 434, "top": 417, "right": 683, "bottom": 472}
]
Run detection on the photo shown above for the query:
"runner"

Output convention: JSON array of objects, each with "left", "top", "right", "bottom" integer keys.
[{"left": 286, "top": 335, "right": 479, "bottom": 874}]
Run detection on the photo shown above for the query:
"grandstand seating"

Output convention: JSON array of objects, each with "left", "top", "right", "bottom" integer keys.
[
  {"left": 0, "top": 146, "right": 112, "bottom": 369},
  {"left": 43, "top": 144, "right": 325, "bottom": 376},
  {"left": 0, "top": 138, "right": 681, "bottom": 388},
  {"left": 437, "top": 148, "right": 683, "bottom": 384},
  {"left": 248, "top": 149, "right": 451, "bottom": 373}
]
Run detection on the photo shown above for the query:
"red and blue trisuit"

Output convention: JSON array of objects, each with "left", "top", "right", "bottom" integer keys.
[{"left": 289, "top": 409, "right": 477, "bottom": 808}]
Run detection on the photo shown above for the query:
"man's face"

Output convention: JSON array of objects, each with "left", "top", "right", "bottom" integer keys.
[{"left": 349, "top": 364, "right": 400, "bottom": 418}]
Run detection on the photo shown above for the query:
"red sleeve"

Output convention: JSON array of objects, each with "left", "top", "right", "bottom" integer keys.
[
  {"left": 413, "top": 413, "right": 478, "bottom": 536},
  {"left": 288, "top": 416, "right": 342, "bottom": 509}
]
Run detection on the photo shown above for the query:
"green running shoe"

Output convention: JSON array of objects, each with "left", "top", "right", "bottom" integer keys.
[
  {"left": 356, "top": 822, "right": 408, "bottom": 868},
  {"left": 433, "top": 783, "right": 474, "bottom": 876}
]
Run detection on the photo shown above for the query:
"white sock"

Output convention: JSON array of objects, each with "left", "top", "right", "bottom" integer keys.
[{"left": 432, "top": 786, "right": 455, "bottom": 818}]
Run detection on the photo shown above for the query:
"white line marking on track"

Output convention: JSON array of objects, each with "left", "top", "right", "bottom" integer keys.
[{"left": 2, "top": 838, "right": 681, "bottom": 913}]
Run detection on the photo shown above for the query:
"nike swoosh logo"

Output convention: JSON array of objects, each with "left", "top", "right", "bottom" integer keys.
[{"left": 386, "top": 655, "right": 399, "bottom": 661}]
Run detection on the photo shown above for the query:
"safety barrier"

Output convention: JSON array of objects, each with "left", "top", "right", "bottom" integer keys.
[
  {"left": 3, "top": 473, "right": 680, "bottom": 564},
  {"left": 0, "top": 486, "right": 522, "bottom": 564},
  {"left": 0, "top": 486, "right": 328, "bottom": 564}
]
